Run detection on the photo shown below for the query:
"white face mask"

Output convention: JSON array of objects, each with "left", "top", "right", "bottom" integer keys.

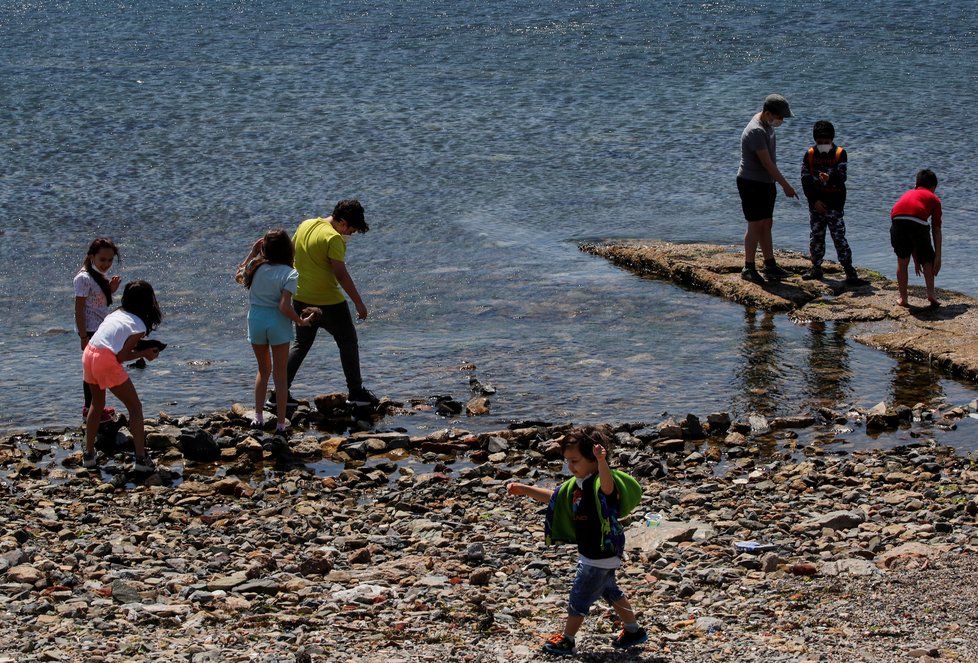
[{"left": 816, "top": 143, "right": 833, "bottom": 153}]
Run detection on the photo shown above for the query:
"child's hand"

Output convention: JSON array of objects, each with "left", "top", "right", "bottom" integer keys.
[
  {"left": 109, "top": 275, "right": 122, "bottom": 292},
  {"left": 506, "top": 482, "right": 525, "bottom": 497},
  {"left": 818, "top": 172, "right": 830, "bottom": 184},
  {"left": 299, "top": 312, "right": 315, "bottom": 327},
  {"left": 593, "top": 444, "right": 607, "bottom": 463},
  {"left": 145, "top": 347, "right": 161, "bottom": 361},
  {"left": 251, "top": 237, "right": 264, "bottom": 254}
]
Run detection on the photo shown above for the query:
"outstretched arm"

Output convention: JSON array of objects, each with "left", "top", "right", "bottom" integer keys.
[{"left": 507, "top": 482, "right": 554, "bottom": 503}]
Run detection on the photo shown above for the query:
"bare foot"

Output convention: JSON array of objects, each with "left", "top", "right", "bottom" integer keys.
[
  {"left": 927, "top": 299, "right": 941, "bottom": 310},
  {"left": 896, "top": 299, "right": 909, "bottom": 308}
]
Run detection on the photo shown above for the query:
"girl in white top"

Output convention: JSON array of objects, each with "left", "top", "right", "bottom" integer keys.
[
  {"left": 73, "top": 238, "right": 121, "bottom": 420},
  {"left": 81, "top": 280, "right": 163, "bottom": 472},
  {"left": 236, "top": 229, "right": 314, "bottom": 433}
]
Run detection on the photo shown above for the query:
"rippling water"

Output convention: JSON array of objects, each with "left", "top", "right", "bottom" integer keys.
[{"left": 2, "top": 1, "right": 977, "bottom": 436}]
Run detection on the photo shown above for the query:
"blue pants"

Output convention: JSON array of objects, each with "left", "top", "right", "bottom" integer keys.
[{"left": 567, "top": 561, "right": 625, "bottom": 617}]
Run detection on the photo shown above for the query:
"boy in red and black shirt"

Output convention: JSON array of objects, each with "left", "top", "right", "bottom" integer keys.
[
  {"left": 800, "top": 120, "right": 866, "bottom": 285},
  {"left": 890, "top": 169, "right": 943, "bottom": 308}
]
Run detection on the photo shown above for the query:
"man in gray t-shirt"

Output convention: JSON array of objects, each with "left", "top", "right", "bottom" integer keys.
[{"left": 736, "top": 94, "right": 798, "bottom": 283}]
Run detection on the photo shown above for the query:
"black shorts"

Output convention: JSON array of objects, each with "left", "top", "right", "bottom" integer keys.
[
  {"left": 890, "top": 218, "right": 936, "bottom": 264},
  {"left": 737, "top": 177, "right": 777, "bottom": 222}
]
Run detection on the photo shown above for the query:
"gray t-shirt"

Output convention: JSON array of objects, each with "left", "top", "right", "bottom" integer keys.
[{"left": 738, "top": 115, "right": 776, "bottom": 183}]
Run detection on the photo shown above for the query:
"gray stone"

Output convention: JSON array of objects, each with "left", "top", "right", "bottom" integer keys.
[
  {"left": 110, "top": 579, "right": 142, "bottom": 604},
  {"left": 820, "top": 558, "right": 881, "bottom": 577},
  {"left": 207, "top": 571, "right": 249, "bottom": 591},
  {"left": 805, "top": 510, "right": 866, "bottom": 531},
  {"left": 235, "top": 579, "right": 280, "bottom": 595},
  {"left": 486, "top": 436, "right": 509, "bottom": 453},
  {"left": 625, "top": 520, "right": 716, "bottom": 552}
]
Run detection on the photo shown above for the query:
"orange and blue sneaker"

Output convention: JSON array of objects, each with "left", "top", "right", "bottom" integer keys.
[
  {"left": 612, "top": 625, "right": 649, "bottom": 649},
  {"left": 542, "top": 632, "right": 575, "bottom": 656}
]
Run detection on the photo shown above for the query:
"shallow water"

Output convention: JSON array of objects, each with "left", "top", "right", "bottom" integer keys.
[{"left": 2, "top": 1, "right": 977, "bottom": 437}]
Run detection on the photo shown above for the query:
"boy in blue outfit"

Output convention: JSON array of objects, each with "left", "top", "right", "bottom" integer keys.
[
  {"left": 507, "top": 426, "right": 647, "bottom": 656},
  {"left": 800, "top": 120, "right": 866, "bottom": 285}
]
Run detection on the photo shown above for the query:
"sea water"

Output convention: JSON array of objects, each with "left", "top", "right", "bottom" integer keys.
[{"left": 2, "top": 1, "right": 977, "bottom": 438}]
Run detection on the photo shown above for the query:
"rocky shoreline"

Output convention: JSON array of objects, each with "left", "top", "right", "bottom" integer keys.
[{"left": 3, "top": 396, "right": 978, "bottom": 662}]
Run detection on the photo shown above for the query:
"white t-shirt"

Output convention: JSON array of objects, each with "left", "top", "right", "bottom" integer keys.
[
  {"left": 87, "top": 310, "right": 146, "bottom": 354},
  {"left": 73, "top": 270, "right": 110, "bottom": 332}
]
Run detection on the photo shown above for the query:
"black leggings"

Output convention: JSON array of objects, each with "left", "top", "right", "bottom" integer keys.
[{"left": 286, "top": 299, "right": 362, "bottom": 392}]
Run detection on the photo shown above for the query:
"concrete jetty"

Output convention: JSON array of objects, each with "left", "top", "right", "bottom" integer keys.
[{"left": 582, "top": 241, "right": 978, "bottom": 380}]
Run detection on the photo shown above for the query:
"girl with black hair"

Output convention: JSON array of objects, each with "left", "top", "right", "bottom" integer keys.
[
  {"left": 81, "top": 280, "right": 163, "bottom": 472},
  {"left": 73, "top": 238, "right": 121, "bottom": 421}
]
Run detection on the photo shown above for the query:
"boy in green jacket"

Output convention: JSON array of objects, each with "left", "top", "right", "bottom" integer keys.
[{"left": 507, "top": 426, "right": 647, "bottom": 656}]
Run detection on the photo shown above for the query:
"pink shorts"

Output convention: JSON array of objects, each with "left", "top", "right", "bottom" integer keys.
[{"left": 82, "top": 345, "right": 130, "bottom": 390}]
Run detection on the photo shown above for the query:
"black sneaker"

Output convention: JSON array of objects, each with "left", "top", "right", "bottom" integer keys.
[
  {"left": 612, "top": 626, "right": 649, "bottom": 649},
  {"left": 266, "top": 391, "right": 299, "bottom": 409},
  {"left": 844, "top": 269, "right": 868, "bottom": 286},
  {"left": 762, "top": 263, "right": 792, "bottom": 280},
  {"left": 740, "top": 267, "right": 765, "bottom": 284},
  {"left": 346, "top": 387, "right": 380, "bottom": 407},
  {"left": 82, "top": 451, "right": 98, "bottom": 469},
  {"left": 541, "top": 633, "right": 576, "bottom": 656},
  {"left": 802, "top": 266, "right": 823, "bottom": 280},
  {"left": 133, "top": 455, "right": 156, "bottom": 473}
]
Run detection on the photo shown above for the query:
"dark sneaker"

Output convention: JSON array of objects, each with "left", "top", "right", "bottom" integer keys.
[
  {"left": 82, "top": 407, "right": 115, "bottom": 423},
  {"left": 844, "top": 269, "right": 868, "bottom": 286},
  {"left": 740, "top": 267, "right": 765, "bottom": 284},
  {"left": 802, "top": 266, "right": 823, "bottom": 280},
  {"left": 133, "top": 455, "right": 156, "bottom": 473},
  {"left": 82, "top": 451, "right": 97, "bottom": 469},
  {"left": 612, "top": 626, "right": 649, "bottom": 649},
  {"left": 266, "top": 391, "right": 299, "bottom": 409},
  {"left": 347, "top": 387, "right": 380, "bottom": 407},
  {"left": 542, "top": 633, "right": 576, "bottom": 656},
  {"left": 250, "top": 418, "right": 265, "bottom": 430},
  {"left": 762, "top": 263, "right": 792, "bottom": 279}
]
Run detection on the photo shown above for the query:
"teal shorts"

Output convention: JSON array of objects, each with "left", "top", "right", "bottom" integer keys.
[{"left": 248, "top": 306, "right": 294, "bottom": 346}]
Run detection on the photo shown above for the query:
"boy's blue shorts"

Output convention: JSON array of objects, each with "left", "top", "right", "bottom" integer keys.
[
  {"left": 248, "top": 306, "right": 294, "bottom": 346},
  {"left": 567, "top": 560, "right": 625, "bottom": 617}
]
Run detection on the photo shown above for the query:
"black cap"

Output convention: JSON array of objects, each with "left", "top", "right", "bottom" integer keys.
[{"left": 763, "top": 94, "right": 792, "bottom": 118}]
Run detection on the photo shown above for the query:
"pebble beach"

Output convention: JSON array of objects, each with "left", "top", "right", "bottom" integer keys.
[{"left": 3, "top": 396, "right": 978, "bottom": 662}]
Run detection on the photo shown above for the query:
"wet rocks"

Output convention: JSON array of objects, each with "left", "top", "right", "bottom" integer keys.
[{"left": 4, "top": 403, "right": 978, "bottom": 662}]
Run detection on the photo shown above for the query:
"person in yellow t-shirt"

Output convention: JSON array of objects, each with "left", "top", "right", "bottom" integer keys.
[{"left": 272, "top": 199, "right": 379, "bottom": 408}]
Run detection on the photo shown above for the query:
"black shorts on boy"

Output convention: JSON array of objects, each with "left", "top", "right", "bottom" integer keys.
[
  {"left": 890, "top": 218, "right": 936, "bottom": 265},
  {"left": 737, "top": 177, "right": 777, "bottom": 221}
]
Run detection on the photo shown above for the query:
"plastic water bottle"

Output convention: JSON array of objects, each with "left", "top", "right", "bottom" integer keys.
[{"left": 643, "top": 512, "right": 662, "bottom": 528}]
